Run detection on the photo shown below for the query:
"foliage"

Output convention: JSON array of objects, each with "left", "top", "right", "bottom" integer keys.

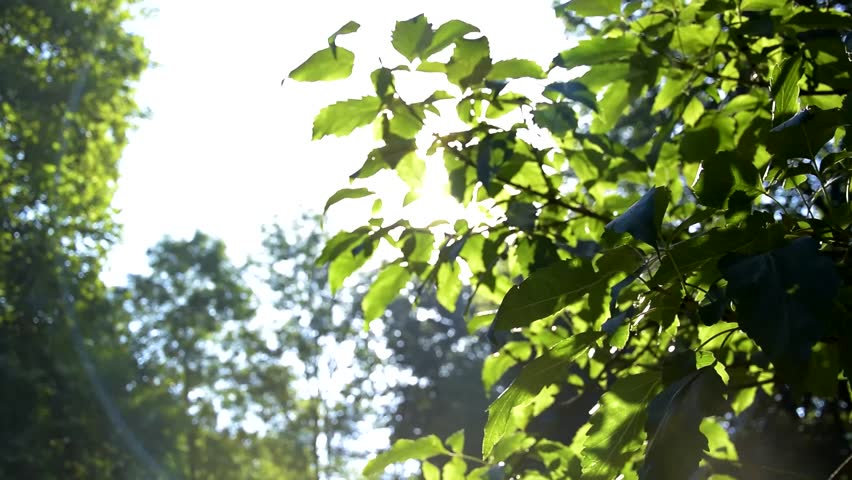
[
  {"left": 259, "top": 216, "right": 385, "bottom": 479},
  {"left": 0, "top": 0, "right": 153, "bottom": 477},
  {"left": 291, "top": 1, "right": 852, "bottom": 478}
]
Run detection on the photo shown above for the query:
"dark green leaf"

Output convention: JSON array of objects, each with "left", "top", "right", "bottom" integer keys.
[
  {"left": 605, "top": 187, "right": 671, "bottom": 247},
  {"left": 533, "top": 103, "right": 578, "bottom": 136},
  {"left": 719, "top": 237, "right": 840, "bottom": 378},
  {"left": 544, "top": 81, "right": 598, "bottom": 111},
  {"left": 640, "top": 367, "right": 726, "bottom": 480},
  {"left": 493, "top": 259, "right": 626, "bottom": 331}
]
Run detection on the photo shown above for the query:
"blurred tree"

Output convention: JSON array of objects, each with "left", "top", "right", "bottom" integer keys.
[
  {"left": 259, "top": 216, "right": 384, "bottom": 480},
  {"left": 383, "top": 293, "right": 491, "bottom": 460},
  {"left": 121, "top": 232, "right": 281, "bottom": 480},
  {"left": 0, "top": 0, "right": 153, "bottom": 477}
]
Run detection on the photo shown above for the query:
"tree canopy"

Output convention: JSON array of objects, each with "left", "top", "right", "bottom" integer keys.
[{"left": 289, "top": 1, "right": 852, "bottom": 478}]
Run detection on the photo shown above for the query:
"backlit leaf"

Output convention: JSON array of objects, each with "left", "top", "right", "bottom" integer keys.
[
  {"left": 289, "top": 47, "right": 355, "bottom": 82},
  {"left": 487, "top": 59, "right": 546, "bottom": 80},
  {"left": 581, "top": 372, "right": 661, "bottom": 479},
  {"left": 363, "top": 436, "right": 449, "bottom": 477},
  {"left": 362, "top": 264, "right": 410, "bottom": 322},
  {"left": 484, "top": 331, "right": 603, "bottom": 458},
  {"left": 312, "top": 96, "right": 381, "bottom": 140}
]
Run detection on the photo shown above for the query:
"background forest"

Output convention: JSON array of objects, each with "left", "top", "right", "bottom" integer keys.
[{"left": 3, "top": 0, "right": 852, "bottom": 479}]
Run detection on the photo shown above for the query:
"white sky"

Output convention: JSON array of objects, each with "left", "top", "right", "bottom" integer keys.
[{"left": 104, "top": 0, "right": 572, "bottom": 284}]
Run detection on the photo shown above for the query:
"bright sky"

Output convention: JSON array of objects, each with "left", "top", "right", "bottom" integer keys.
[{"left": 104, "top": 0, "right": 572, "bottom": 284}]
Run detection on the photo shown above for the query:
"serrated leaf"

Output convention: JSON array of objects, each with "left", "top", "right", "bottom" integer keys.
[
  {"left": 640, "top": 367, "right": 726, "bottom": 480},
  {"left": 312, "top": 96, "right": 381, "bottom": 140},
  {"left": 493, "top": 259, "right": 629, "bottom": 331},
  {"left": 580, "top": 372, "right": 661, "bottom": 480},
  {"left": 289, "top": 47, "right": 355, "bottom": 82},
  {"left": 487, "top": 59, "right": 545, "bottom": 80},
  {"left": 424, "top": 19, "right": 480, "bottom": 58},
  {"left": 605, "top": 187, "right": 671, "bottom": 247},
  {"left": 719, "top": 237, "right": 840, "bottom": 378},
  {"left": 323, "top": 187, "right": 373, "bottom": 215},
  {"left": 363, "top": 436, "right": 449, "bottom": 477},
  {"left": 362, "top": 264, "right": 410, "bottom": 322},
  {"left": 770, "top": 54, "right": 803, "bottom": 124},
  {"left": 392, "top": 15, "right": 434, "bottom": 62},
  {"left": 484, "top": 331, "right": 603, "bottom": 458}
]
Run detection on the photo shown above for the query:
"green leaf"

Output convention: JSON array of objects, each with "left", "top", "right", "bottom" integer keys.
[
  {"left": 484, "top": 331, "right": 603, "bottom": 458},
  {"left": 323, "top": 187, "right": 374, "bottom": 215},
  {"left": 437, "top": 260, "right": 463, "bottom": 311},
  {"left": 312, "top": 96, "right": 381, "bottom": 140},
  {"left": 553, "top": 36, "right": 639, "bottom": 70},
  {"left": 770, "top": 54, "right": 803, "bottom": 124},
  {"left": 493, "top": 258, "right": 628, "bottom": 331},
  {"left": 363, "top": 436, "right": 449, "bottom": 477},
  {"left": 741, "top": 0, "right": 785, "bottom": 11},
  {"left": 289, "top": 47, "right": 355, "bottom": 82},
  {"left": 580, "top": 372, "right": 661, "bottom": 480},
  {"left": 447, "top": 37, "right": 492, "bottom": 89},
  {"left": 423, "top": 461, "right": 440, "bottom": 480},
  {"left": 424, "top": 20, "right": 480, "bottom": 58},
  {"left": 533, "top": 103, "right": 578, "bottom": 136},
  {"left": 652, "top": 74, "right": 690, "bottom": 114},
  {"left": 443, "top": 456, "right": 467, "bottom": 480},
  {"left": 640, "top": 367, "right": 726, "bottom": 480},
  {"left": 544, "top": 81, "right": 598, "bottom": 111},
  {"left": 486, "top": 59, "right": 546, "bottom": 80},
  {"left": 483, "top": 342, "right": 532, "bottom": 392},
  {"left": 327, "top": 20, "right": 360, "bottom": 55},
  {"left": 559, "top": 0, "right": 621, "bottom": 16},
  {"left": 392, "top": 15, "right": 434, "bottom": 62},
  {"left": 446, "top": 430, "right": 465, "bottom": 453},
  {"left": 767, "top": 106, "right": 843, "bottom": 160},
  {"left": 605, "top": 187, "right": 671, "bottom": 247},
  {"left": 362, "top": 264, "right": 410, "bottom": 322},
  {"left": 719, "top": 237, "right": 840, "bottom": 378}
]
